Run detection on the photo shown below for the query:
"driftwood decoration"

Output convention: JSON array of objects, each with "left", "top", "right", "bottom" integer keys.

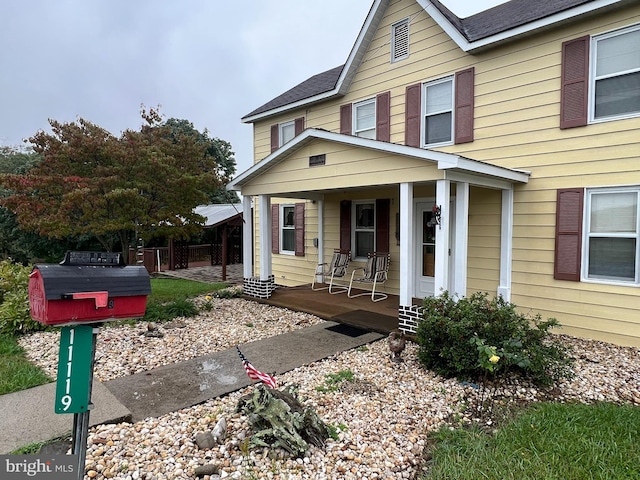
[{"left": 236, "top": 385, "right": 330, "bottom": 458}]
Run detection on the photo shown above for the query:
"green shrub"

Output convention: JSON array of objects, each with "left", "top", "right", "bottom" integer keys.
[
  {"left": 165, "top": 298, "right": 198, "bottom": 318},
  {"left": 215, "top": 285, "right": 243, "bottom": 299},
  {"left": 416, "top": 291, "right": 574, "bottom": 387},
  {"left": 315, "top": 369, "right": 355, "bottom": 393},
  {"left": 0, "top": 259, "right": 46, "bottom": 336},
  {"left": 143, "top": 298, "right": 199, "bottom": 322}
]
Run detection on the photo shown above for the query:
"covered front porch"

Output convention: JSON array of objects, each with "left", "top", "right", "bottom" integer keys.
[{"left": 229, "top": 129, "right": 530, "bottom": 335}]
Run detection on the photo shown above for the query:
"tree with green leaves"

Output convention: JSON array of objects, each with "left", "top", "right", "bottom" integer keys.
[
  {"left": 164, "top": 118, "right": 239, "bottom": 203},
  {"left": 0, "top": 108, "right": 235, "bottom": 259},
  {"left": 0, "top": 146, "right": 41, "bottom": 174},
  {"left": 0, "top": 146, "right": 62, "bottom": 263}
]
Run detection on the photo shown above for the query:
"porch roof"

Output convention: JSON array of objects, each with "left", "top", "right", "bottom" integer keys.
[
  {"left": 227, "top": 129, "right": 530, "bottom": 195},
  {"left": 193, "top": 204, "right": 243, "bottom": 228}
]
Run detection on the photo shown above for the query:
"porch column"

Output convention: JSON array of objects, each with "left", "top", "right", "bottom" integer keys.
[
  {"left": 497, "top": 187, "right": 514, "bottom": 301},
  {"left": 242, "top": 195, "right": 253, "bottom": 279},
  {"left": 453, "top": 182, "right": 469, "bottom": 297},
  {"left": 399, "top": 182, "right": 414, "bottom": 305},
  {"left": 434, "top": 179, "right": 451, "bottom": 295},
  {"left": 258, "top": 194, "right": 272, "bottom": 281}
]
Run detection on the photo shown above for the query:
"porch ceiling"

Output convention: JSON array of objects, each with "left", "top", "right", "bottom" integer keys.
[{"left": 228, "top": 129, "right": 530, "bottom": 197}]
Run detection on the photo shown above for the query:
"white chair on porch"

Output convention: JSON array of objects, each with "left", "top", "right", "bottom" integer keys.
[
  {"left": 311, "top": 249, "right": 351, "bottom": 294},
  {"left": 347, "top": 252, "right": 390, "bottom": 302}
]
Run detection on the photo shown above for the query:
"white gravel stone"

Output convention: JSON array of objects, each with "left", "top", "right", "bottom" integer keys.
[{"left": 18, "top": 297, "right": 640, "bottom": 479}]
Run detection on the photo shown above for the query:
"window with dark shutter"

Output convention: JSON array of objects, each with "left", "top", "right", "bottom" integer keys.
[
  {"left": 271, "top": 204, "right": 280, "bottom": 254},
  {"left": 340, "top": 200, "right": 352, "bottom": 250},
  {"left": 554, "top": 188, "right": 584, "bottom": 281},
  {"left": 295, "top": 203, "right": 305, "bottom": 257},
  {"left": 405, "top": 84, "right": 421, "bottom": 147},
  {"left": 560, "top": 36, "right": 589, "bottom": 129},
  {"left": 376, "top": 199, "right": 390, "bottom": 253},
  {"left": 354, "top": 99, "right": 376, "bottom": 138},
  {"left": 455, "top": 67, "right": 475, "bottom": 144},
  {"left": 340, "top": 104, "right": 352, "bottom": 135},
  {"left": 270, "top": 124, "right": 279, "bottom": 153},
  {"left": 376, "top": 92, "right": 391, "bottom": 142}
]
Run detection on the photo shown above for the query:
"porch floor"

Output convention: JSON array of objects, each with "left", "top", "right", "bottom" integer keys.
[
  {"left": 251, "top": 284, "right": 405, "bottom": 335},
  {"left": 155, "top": 265, "right": 412, "bottom": 335}
]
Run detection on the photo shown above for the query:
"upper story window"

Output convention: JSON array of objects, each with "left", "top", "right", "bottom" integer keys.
[
  {"left": 279, "top": 121, "right": 295, "bottom": 147},
  {"left": 405, "top": 69, "right": 474, "bottom": 147},
  {"left": 591, "top": 25, "right": 640, "bottom": 121},
  {"left": 392, "top": 18, "right": 409, "bottom": 62},
  {"left": 340, "top": 92, "right": 391, "bottom": 142},
  {"left": 561, "top": 24, "right": 640, "bottom": 129},
  {"left": 353, "top": 201, "right": 376, "bottom": 259},
  {"left": 422, "top": 77, "right": 454, "bottom": 147},
  {"left": 353, "top": 99, "right": 376, "bottom": 139},
  {"left": 270, "top": 117, "right": 304, "bottom": 153}
]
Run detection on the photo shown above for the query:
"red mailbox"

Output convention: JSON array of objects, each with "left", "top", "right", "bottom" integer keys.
[{"left": 28, "top": 251, "right": 151, "bottom": 326}]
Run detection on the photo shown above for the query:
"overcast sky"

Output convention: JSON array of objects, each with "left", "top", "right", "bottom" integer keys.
[{"left": 0, "top": 0, "right": 506, "bottom": 176}]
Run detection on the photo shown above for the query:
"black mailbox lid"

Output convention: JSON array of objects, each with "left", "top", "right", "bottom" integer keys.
[{"left": 33, "top": 264, "right": 151, "bottom": 300}]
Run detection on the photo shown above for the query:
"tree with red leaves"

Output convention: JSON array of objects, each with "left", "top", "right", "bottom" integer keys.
[{"left": 0, "top": 108, "right": 230, "bottom": 258}]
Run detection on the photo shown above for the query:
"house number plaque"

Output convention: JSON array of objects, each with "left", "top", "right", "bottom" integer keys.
[{"left": 55, "top": 325, "right": 94, "bottom": 413}]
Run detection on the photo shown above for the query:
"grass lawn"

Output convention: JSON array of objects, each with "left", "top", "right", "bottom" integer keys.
[
  {"left": 423, "top": 401, "right": 640, "bottom": 479},
  {"left": 146, "top": 277, "right": 222, "bottom": 303},
  {"left": 0, "top": 277, "right": 227, "bottom": 395},
  {"left": 0, "top": 335, "right": 52, "bottom": 395}
]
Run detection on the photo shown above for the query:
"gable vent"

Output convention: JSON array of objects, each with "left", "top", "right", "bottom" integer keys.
[{"left": 392, "top": 19, "right": 409, "bottom": 62}]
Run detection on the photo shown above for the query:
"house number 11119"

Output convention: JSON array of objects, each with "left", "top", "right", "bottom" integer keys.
[{"left": 54, "top": 325, "right": 95, "bottom": 414}]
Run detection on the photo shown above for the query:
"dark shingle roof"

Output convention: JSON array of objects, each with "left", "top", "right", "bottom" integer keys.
[
  {"left": 244, "top": 0, "right": 608, "bottom": 121},
  {"left": 243, "top": 65, "right": 344, "bottom": 120},
  {"left": 430, "top": 0, "right": 595, "bottom": 42}
]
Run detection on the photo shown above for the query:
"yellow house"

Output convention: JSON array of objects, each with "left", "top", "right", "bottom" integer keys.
[{"left": 228, "top": 0, "right": 640, "bottom": 347}]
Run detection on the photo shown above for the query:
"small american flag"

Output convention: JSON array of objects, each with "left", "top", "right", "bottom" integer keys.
[{"left": 236, "top": 346, "right": 277, "bottom": 389}]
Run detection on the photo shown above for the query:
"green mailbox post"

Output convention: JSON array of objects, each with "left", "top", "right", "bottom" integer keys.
[{"left": 55, "top": 325, "right": 95, "bottom": 414}]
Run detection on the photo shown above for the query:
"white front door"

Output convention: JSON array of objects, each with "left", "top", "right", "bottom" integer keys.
[
  {"left": 415, "top": 199, "right": 455, "bottom": 298},
  {"left": 415, "top": 201, "right": 436, "bottom": 298}
]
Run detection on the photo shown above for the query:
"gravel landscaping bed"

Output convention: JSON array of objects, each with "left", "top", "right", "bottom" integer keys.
[{"left": 18, "top": 297, "right": 640, "bottom": 480}]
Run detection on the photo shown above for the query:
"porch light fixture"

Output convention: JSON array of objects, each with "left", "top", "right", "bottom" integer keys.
[{"left": 427, "top": 204, "right": 442, "bottom": 229}]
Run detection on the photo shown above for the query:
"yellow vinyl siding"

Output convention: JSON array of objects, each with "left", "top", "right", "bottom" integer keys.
[
  {"left": 253, "top": 198, "right": 319, "bottom": 287},
  {"left": 467, "top": 187, "right": 500, "bottom": 295},
  {"left": 240, "top": 140, "right": 442, "bottom": 197},
  {"left": 445, "top": 5, "right": 640, "bottom": 345},
  {"left": 258, "top": 189, "right": 401, "bottom": 293},
  {"left": 245, "top": 0, "right": 640, "bottom": 345}
]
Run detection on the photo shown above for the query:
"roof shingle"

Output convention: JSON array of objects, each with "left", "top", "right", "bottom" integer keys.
[
  {"left": 243, "top": 0, "right": 608, "bottom": 121},
  {"left": 431, "top": 0, "right": 595, "bottom": 42},
  {"left": 242, "top": 65, "right": 344, "bottom": 120}
]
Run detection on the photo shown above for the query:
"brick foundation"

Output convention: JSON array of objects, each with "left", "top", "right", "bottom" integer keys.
[
  {"left": 398, "top": 304, "right": 424, "bottom": 335},
  {"left": 243, "top": 276, "right": 276, "bottom": 299}
]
